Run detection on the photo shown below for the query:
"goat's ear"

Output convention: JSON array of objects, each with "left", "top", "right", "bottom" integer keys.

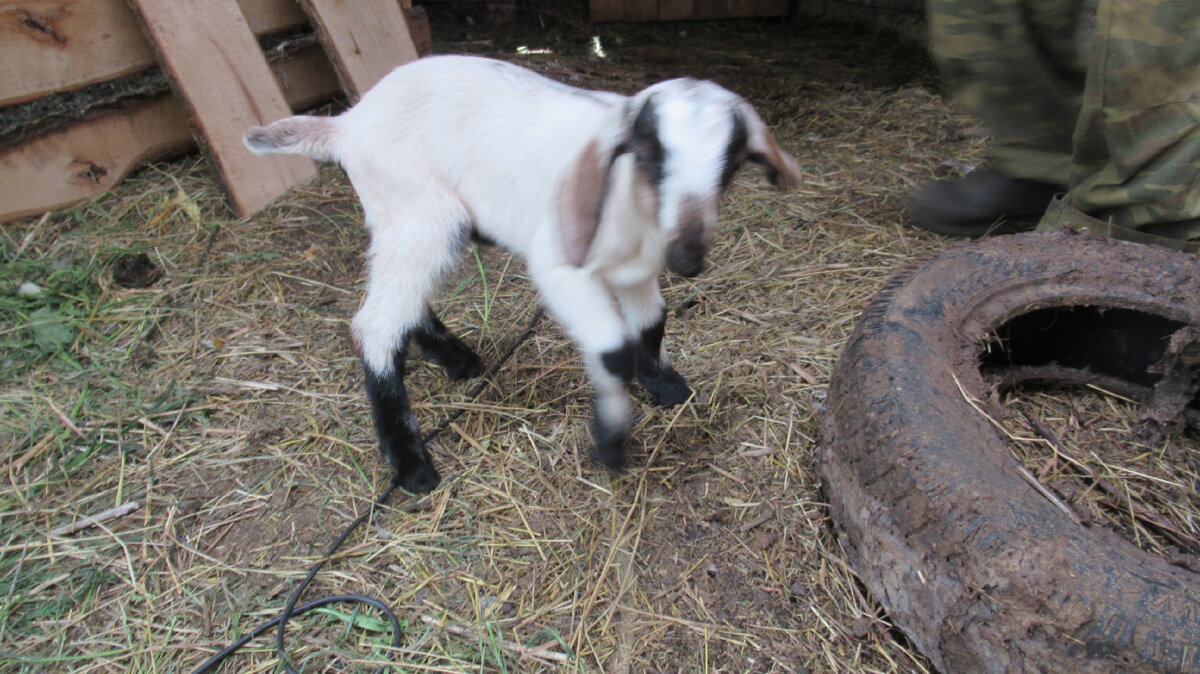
[
  {"left": 557, "top": 139, "right": 609, "bottom": 267},
  {"left": 739, "top": 102, "right": 802, "bottom": 191}
]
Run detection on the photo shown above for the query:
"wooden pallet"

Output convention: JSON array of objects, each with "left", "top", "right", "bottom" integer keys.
[
  {"left": 127, "top": 0, "right": 319, "bottom": 217},
  {"left": 1, "top": 0, "right": 423, "bottom": 222}
]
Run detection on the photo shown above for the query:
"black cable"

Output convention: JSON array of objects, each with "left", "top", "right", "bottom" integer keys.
[{"left": 192, "top": 307, "right": 544, "bottom": 673}]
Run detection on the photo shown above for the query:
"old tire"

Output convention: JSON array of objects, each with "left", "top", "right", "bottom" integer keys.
[{"left": 820, "top": 232, "right": 1200, "bottom": 673}]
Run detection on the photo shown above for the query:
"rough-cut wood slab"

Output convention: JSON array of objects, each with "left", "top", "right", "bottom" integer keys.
[
  {"left": 0, "top": 97, "right": 190, "bottom": 223},
  {"left": 0, "top": 45, "right": 337, "bottom": 223},
  {"left": 1, "top": 0, "right": 308, "bottom": 107},
  {"left": 298, "top": 0, "right": 418, "bottom": 101},
  {"left": 127, "top": 0, "right": 317, "bottom": 217}
]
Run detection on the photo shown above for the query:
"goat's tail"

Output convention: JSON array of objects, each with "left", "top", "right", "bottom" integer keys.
[{"left": 243, "top": 115, "right": 339, "bottom": 163}]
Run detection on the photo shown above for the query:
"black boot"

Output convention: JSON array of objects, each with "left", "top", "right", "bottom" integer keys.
[{"left": 909, "top": 169, "right": 1062, "bottom": 238}]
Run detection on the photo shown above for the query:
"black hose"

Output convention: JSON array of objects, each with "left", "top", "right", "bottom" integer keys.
[{"left": 191, "top": 308, "right": 543, "bottom": 673}]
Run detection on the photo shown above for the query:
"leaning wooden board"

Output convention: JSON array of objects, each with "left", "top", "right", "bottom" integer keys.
[
  {"left": 0, "top": 0, "right": 308, "bottom": 107},
  {"left": 125, "top": 0, "right": 317, "bottom": 217},
  {"left": 298, "top": 0, "right": 418, "bottom": 101}
]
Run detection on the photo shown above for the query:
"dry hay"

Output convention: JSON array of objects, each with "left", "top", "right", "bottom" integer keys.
[
  {"left": 1002, "top": 385, "right": 1200, "bottom": 572},
  {"left": 9, "top": 13, "right": 1175, "bottom": 674}
]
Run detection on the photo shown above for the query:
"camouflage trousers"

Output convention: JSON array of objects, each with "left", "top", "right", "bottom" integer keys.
[{"left": 928, "top": 0, "right": 1200, "bottom": 243}]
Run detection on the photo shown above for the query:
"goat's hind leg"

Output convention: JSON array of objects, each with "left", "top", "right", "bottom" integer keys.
[
  {"left": 613, "top": 278, "right": 691, "bottom": 407},
  {"left": 411, "top": 307, "right": 483, "bottom": 381},
  {"left": 360, "top": 344, "right": 438, "bottom": 492},
  {"left": 352, "top": 201, "right": 468, "bottom": 492}
]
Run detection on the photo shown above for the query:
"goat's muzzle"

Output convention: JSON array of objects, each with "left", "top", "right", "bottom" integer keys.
[
  {"left": 666, "top": 229, "right": 708, "bottom": 278},
  {"left": 666, "top": 196, "right": 715, "bottom": 278}
]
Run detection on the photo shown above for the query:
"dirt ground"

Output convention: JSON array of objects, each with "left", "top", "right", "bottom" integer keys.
[{"left": 0, "top": 9, "right": 991, "bottom": 673}]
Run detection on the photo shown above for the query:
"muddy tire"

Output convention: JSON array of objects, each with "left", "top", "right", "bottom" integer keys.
[{"left": 820, "top": 232, "right": 1200, "bottom": 673}]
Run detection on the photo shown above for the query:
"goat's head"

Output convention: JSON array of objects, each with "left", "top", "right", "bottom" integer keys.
[{"left": 558, "top": 79, "right": 801, "bottom": 277}]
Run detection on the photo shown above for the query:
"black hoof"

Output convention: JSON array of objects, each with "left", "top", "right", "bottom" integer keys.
[
  {"left": 591, "top": 424, "right": 627, "bottom": 473},
  {"left": 442, "top": 349, "right": 483, "bottom": 381},
  {"left": 381, "top": 439, "right": 442, "bottom": 493},
  {"left": 395, "top": 459, "right": 441, "bottom": 493},
  {"left": 638, "top": 363, "right": 693, "bottom": 407}
]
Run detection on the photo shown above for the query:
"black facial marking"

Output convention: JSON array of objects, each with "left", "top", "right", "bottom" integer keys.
[
  {"left": 720, "top": 111, "right": 750, "bottom": 191},
  {"left": 412, "top": 307, "right": 483, "bottom": 381},
  {"left": 629, "top": 98, "right": 666, "bottom": 187},
  {"left": 363, "top": 346, "right": 441, "bottom": 492}
]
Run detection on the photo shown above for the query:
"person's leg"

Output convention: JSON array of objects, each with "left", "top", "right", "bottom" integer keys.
[
  {"left": 913, "top": 0, "right": 1088, "bottom": 236},
  {"left": 1040, "top": 0, "right": 1200, "bottom": 244},
  {"left": 930, "top": 0, "right": 1086, "bottom": 182}
]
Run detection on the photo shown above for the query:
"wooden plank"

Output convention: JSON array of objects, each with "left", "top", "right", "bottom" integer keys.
[
  {"left": 1, "top": 0, "right": 308, "bottom": 107},
  {"left": 298, "top": 0, "right": 418, "bottom": 102},
  {"left": 588, "top": 0, "right": 625, "bottom": 22},
  {"left": 127, "top": 0, "right": 317, "bottom": 217},
  {"left": 692, "top": 0, "right": 789, "bottom": 19},
  {"left": 657, "top": 0, "right": 695, "bottom": 21},
  {"left": 590, "top": 0, "right": 665, "bottom": 22},
  {"left": 590, "top": 0, "right": 787, "bottom": 21},
  {"left": 403, "top": 5, "right": 433, "bottom": 57},
  {"left": 0, "top": 45, "right": 338, "bottom": 223},
  {"left": 0, "top": 97, "right": 192, "bottom": 223}
]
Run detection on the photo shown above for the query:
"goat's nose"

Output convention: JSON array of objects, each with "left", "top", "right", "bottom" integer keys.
[{"left": 667, "top": 237, "right": 707, "bottom": 278}]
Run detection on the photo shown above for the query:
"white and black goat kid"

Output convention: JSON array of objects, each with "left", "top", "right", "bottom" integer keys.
[{"left": 245, "top": 55, "right": 801, "bottom": 493}]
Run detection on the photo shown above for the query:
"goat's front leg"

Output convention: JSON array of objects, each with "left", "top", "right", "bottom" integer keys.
[
  {"left": 533, "top": 266, "right": 636, "bottom": 471},
  {"left": 612, "top": 278, "right": 692, "bottom": 406}
]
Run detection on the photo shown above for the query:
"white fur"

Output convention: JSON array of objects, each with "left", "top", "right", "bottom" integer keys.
[{"left": 244, "top": 54, "right": 800, "bottom": 468}]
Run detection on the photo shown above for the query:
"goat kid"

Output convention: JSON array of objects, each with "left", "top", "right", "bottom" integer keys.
[{"left": 245, "top": 55, "right": 801, "bottom": 493}]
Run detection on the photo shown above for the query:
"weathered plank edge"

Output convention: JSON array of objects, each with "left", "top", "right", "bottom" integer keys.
[
  {"left": 0, "top": 45, "right": 337, "bottom": 223},
  {"left": 1, "top": 0, "right": 308, "bottom": 107}
]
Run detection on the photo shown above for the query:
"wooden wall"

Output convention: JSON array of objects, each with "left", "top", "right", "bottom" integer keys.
[{"left": 590, "top": 0, "right": 790, "bottom": 23}]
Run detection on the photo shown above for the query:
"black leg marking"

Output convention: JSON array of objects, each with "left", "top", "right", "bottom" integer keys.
[
  {"left": 412, "top": 308, "right": 483, "bottom": 381},
  {"left": 600, "top": 342, "right": 636, "bottom": 384},
  {"left": 470, "top": 228, "right": 498, "bottom": 247},
  {"left": 363, "top": 346, "right": 441, "bottom": 492},
  {"left": 634, "top": 311, "right": 692, "bottom": 406},
  {"left": 592, "top": 343, "right": 637, "bottom": 471}
]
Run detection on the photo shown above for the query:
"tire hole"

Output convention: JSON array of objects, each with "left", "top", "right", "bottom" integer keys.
[{"left": 981, "top": 305, "right": 1189, "bottom": 396}]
